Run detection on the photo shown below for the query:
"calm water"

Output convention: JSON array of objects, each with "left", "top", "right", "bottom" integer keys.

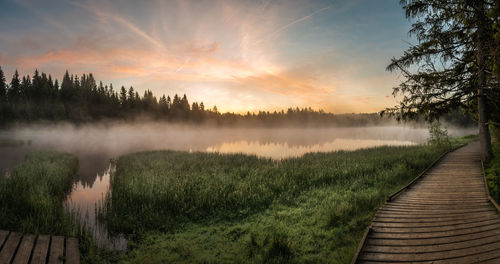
[{"left": 0, "top": 124, "right": 477, "bottom": 249}]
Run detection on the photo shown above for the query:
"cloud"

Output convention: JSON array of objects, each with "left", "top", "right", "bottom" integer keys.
[
  {"left": 258, "top": 5, "right": 332, "bottom": 43},
  {"left": 187, "top": 41, "right": 221, "bottom": 54},
  {"left": 233, "top": 71, "right": 331, "bottom": 98},
  {"left": 71, "top": 1, "right": 165, "bottom": 49}
]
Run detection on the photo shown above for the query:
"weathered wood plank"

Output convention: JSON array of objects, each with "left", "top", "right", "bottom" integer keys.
[
  {"left": 359, "top": 240, "right": 500, "bottom": 262},
  {"left": 12, "top": 234, "right": 35, "bottom": 264},
  {"left": 353, "top": 142, "right": 500, "bottom": 263},
  {"left": 372, "top": 218, "right": 500, "bottom": 233},
  {"left": 31, "top": 235, "right": 50, "bottom": 264},
  {"left": 364, "top": 234, "right": 500, "bottom": 254},
  {"left": 0, "top": 232, "right": 21, "bottom": 264},
  {"left": 66, "top": 237, "right": 80, "bottom": 264},
  {"left": 375, "top": 210, "right": 494, "bottom": 220},
  {"left": 370, "top": 222, "right": 500, "bottom": 239},
  {"left": 372, "top": 215, "right": 499, "bottom": 228},
  {"left": 48, "top": 236, "right": 64, "bottom": 264},
  {"left": 0, "top": 231, "right": 8, "bottom": 249}
]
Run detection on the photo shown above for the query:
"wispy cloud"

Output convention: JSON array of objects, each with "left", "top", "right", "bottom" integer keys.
[
  {"left": 175, "top": 57, "right": 191, "bottom": 73},
  {"left": 261, "top": 5, "right": 332, "bottom": 42},
  {"left": 71, "top": 1, "right": 165, "bottom": 49}
]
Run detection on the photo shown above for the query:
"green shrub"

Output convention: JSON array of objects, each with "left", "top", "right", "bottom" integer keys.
[{"left": 428, "top": 120, "right": 451, "bottom": 148}]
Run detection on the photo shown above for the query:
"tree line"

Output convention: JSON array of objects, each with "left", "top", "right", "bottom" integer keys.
[{"left": 0, "top": 67, "right": 398, "bottom": 127}]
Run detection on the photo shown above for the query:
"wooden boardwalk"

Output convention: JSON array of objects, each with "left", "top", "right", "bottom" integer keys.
[
  {"left": 0, "top": 231, "right": 79, "bottom": 264},
  {"left": 353, "top": 142, "right": 500, "bottom": 264}
]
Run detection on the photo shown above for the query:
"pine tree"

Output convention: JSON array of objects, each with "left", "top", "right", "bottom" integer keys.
[
  {"left": 0, "top": 67, "right": 6, "bottom": 102},
  {"left": 384, "top": 0, "right": 498, "bottom": 162},
  {"left": 8, "top": 70, "right": 21, "bottom": 102},
  {"left": 60, "top": 70, "right": 73, "bottom": 102},
  {"left": 0, "top": 67, "right": 6, "bottom": 124},
  {"left": 120, "top": 86, "right": 127, "bottom": 108},
  {"left": 491, "top": 0, "right": 500, "bottom": 128}
]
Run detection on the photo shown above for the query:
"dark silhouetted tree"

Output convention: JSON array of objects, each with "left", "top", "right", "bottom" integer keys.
[
  {"left": 384, "top": 0, "right": 498, "bottom": 162},
  {"left": 0, "top": 67, "right": 6, "bottom": 103}
]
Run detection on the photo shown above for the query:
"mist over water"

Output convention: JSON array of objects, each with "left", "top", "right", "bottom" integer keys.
[{"left": 0, "top": 122, "right": 477, "bottom": 249}]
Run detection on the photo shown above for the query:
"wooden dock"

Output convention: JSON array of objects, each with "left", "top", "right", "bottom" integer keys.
[
  {"left": 353, "top": 142, "right": 500, "bottom": 263},
  {"left": 0, "top": 231, "right": 79, "bottom": 264}
]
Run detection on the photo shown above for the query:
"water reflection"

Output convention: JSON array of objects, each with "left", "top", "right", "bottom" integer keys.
[
  {"left": 65, "top": 164, "right": 127, "bottom": 251},
  {"left": 207, "top": 139, "right": 416, "bottom": 159}
]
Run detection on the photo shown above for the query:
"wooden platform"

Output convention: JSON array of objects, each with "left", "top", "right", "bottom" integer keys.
[
  {"left": 0, "top": 231, "right": 79, "bottom": 264},
  {"left": 353, "top": 142, "right": 500, "bottom": 263}
]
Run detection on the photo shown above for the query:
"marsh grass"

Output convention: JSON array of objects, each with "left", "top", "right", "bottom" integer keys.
[
  {"left": 103, "top": 136, "right": 475, "bottom": 263},
  {"left": 486, "top": 130, "right": 500, "bottom": 201},
  {"left": 0, "top": 150, "right": 78, "bottom": 233},
  {"left": 0, "top": 150, "right": 108, "bottom": 263}
]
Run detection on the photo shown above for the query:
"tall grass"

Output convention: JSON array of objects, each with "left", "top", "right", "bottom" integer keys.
[
  {"left": 0, "top": 150, "right": 108, "bottom": 264},
  {"left": 486, "top": 129, "right": 500, "bottom": 201},
  {"left": 0, "top": 150, "right": 79, "bottom": 234},
  {"left": 103, "top": 137, "right": 474, "bottom": 263}
]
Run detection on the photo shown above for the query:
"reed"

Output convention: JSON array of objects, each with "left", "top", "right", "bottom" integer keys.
[{"left": 104, "top": 136, "right": 475, "bottom": 263}]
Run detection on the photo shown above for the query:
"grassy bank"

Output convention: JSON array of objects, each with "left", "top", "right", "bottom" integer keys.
[
  {"left": 486, "top": 128, "right": 500, "bottom": 201},
  {"left": 0, "top": 150, "right": 106, "bottom": 263},
  {"left": 0, "top": 150, "right": 78, "bottom": 234},
  {"left": 104, "top": 137, "right": 473, "bottom": 264}
]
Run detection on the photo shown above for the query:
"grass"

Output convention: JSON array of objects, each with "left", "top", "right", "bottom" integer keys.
[
  {"left": 0, "top": 138, "right": 25, "bottom": 147},
  {"left": 486, "top": 129, "right": 500, "bottom": 201},
  {"left": 0, "top": 150, "right": 107, "bottom": 264},
  {"left": 103, "top": 136, "right": 475, "bottom": 264},
  {"left": 0, "top": 150, "right": 78, "bottom": 233}
]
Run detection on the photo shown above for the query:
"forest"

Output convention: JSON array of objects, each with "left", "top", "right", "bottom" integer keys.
[
  {"left": 0, "top": 67, "right": 475, "bottom": 127},
  {"left": 0, "top": 67, "right": 390, "bottom": 127}
]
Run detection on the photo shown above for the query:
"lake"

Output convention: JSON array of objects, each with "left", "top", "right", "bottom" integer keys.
[{"left": 0, "top": 123, "right": 477, "bottom": 249}]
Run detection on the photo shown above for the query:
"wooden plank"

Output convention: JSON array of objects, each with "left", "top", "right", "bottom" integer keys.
[
  {"left": 375, "top": 211, "right": 496, "bottom": 219},
  {"left": 377, "top": 207, "right": 494, "bottom": 215},
  {"left": 384, "top": 203, "right": 491, "bottom": 210},
  {"left": 369, "top": 222, "right": 500, "bottom": 239},
  {"left": 48, "top": 236, "right": 64, "bottom": 264},
  {"left": 372, "top": 218, "right": 500, "bottom": 233},
  {"left": 0, "top": 231, "right": 8, "bottom": 249},
  {"left": 359, "top": 240, "right": 500, "bottom": 262},
  {"left": 372, "top": 215, "right": 499, "bottom": 228},
  {"left": 0, "top": 232, "right": 21, "bottom": 264},
  {"left": 31, "top": 235, "right": 50, "bottom": 264},
  {"left": 366, "top": 231, "right": 500, "bottom": 247},
  {"left": 65, "top": 238, "right": 80, "bottom": 264},
  {"left": 364, "top": 234, "right": 500, "bottom": 254},
  {"left": 375, "top": 211, "right": 495, "bottom": 220},
  {"left": 12, "top": 234, "right": 35, "bottom": 264}
]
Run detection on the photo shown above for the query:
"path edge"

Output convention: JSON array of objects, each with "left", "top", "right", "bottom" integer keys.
[{"left": 481, "top": 160, "right": 500, "bottom": 212}]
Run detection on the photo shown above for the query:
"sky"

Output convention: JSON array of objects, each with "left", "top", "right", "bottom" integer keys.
[{"left": 0, "top": 0, "right": 412, "bottom": 114}]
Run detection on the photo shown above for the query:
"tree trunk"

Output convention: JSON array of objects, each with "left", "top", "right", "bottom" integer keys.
[
  {"left": 478, "top": 88, "right": 492, "bottom": 162},
  {"left": 476, "top": 2, "right": 493, "bottom": 163}
]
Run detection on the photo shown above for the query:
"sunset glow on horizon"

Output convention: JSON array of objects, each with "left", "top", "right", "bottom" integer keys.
[{"left": 0, "top": 0, "right": 412, "bottom": 114}]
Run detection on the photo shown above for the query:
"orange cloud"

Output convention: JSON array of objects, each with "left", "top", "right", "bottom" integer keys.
[{"left": 234, "top": 71, "right": 331, "bottom": 97}]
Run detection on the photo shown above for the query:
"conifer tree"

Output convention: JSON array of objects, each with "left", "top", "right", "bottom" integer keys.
[
  {"left": 119, "top": 86, "right": 127, "bottom": 108},
  {"left": 0, "top": 67, "right": 6, "bottom": 102},
  {"left": 384, "top": 0, "right": 498, "bottom": 162},
  {"left": 8, "top": 70, "right": 20, "bottom": 102}
]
